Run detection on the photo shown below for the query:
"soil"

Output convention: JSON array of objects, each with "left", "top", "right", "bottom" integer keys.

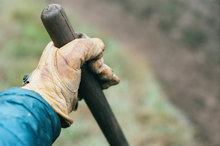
[{"left": 59, "top": 0, "right": 219, "bottom": 145}]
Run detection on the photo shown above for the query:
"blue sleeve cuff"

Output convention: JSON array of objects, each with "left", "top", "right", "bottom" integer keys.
[{"left": 0, "top": 87, "right": 61, "bottom": 146}]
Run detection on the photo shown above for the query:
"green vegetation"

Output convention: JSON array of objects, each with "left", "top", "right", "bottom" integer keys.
[
  {"left": 112, "top": 0, "right": 184, "bottom": 31},
  {"left": 111, "top": 0, "right": 220, "bottom": 55},
  {"left": 0, "top": 0, "right": 196, "bottom": 145},
  {"left": 182, "top": 26, "right": 207, "bottom": 48},
  {"left": 0, "top": 0, "right": 49, "bottom": 89}
]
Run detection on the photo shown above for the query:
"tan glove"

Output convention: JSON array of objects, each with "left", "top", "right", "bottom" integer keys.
[{"left": 22, "top": 34, "right": 120, "bottom": 127}]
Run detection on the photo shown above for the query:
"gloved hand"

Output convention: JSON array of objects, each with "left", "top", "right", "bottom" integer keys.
[{"left": 22, "top": 33, "right": 120, "bottom": 127}]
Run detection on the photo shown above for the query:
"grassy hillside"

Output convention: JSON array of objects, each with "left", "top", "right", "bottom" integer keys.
[{"left": 0, "top": 0, "right": 196, "bottom": 145}]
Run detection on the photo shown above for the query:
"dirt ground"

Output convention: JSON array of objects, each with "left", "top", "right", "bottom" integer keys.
[{"left": 58, "top": 0, "right": 220, "bottom": 145}]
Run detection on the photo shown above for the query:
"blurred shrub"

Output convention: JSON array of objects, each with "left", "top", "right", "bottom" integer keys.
[
  {"left": 182, "top": 26, "right": 207, "bottom": 48},
  {"left": 157, "top": 1, "right": 184, "bottom": 32},
  {"left": 110, "top": 0, "right": 184, "bottom": 32}
]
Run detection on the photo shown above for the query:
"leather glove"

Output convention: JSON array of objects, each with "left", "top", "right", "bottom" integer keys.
[{"left": 22, "top": 34, "right": 120, "bottom": 127}]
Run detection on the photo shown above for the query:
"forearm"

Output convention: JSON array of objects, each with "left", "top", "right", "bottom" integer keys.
[{"left": 0, "top": 87, "right": 61, "bottom": 146}]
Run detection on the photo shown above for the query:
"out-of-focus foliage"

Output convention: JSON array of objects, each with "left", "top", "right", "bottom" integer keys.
[
  {"left": 0, "top": 0, "right": 196, "bottom": 145},
  {"left": 182, "top": 26, "right": 207, "bottom": 48},
  {"left": 110, "top": 0, "right": 220, "bottom": 63},
  {"left": 0, "top": 0, "right": 49, "bottom": 90}
]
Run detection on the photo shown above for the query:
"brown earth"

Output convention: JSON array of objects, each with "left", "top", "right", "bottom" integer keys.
[{"left": 54, "top": 0, "right": 219, "bottom": 145}]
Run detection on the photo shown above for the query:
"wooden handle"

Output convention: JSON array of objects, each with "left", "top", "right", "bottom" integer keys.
[{"left": 41, "top": 4, "right": 128, "bottom": 146}]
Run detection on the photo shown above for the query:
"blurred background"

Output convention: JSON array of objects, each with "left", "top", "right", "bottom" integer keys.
[{"left": 0, "top": 0, "right": 219, "bottom": 145}]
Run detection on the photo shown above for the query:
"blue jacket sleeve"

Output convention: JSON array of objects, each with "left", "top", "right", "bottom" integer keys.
[{"left": 0, "top": 87, "right": 61, "bottom": 146}]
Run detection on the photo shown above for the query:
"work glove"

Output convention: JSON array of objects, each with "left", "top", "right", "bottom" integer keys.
[{"left": 22, "top": 33, "right": 120, "bottom": 127}]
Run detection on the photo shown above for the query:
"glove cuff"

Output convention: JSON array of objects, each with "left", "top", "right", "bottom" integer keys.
[{"left": 22, "top": 86, "right": 73, "bottom": 127}]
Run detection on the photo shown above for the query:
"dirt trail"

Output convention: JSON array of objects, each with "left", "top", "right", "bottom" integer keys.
[{"left": 60, "top": 0, "right": 220, "bottom": 144}]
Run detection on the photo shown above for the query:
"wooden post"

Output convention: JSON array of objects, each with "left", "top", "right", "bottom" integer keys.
[{"left": 41, "top": 4, "right": 129, "bottom": 146}]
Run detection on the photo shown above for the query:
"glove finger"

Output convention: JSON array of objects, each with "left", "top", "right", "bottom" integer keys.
[
  {"left": 83, "top": 38, "right": 105, "bottom": 62},
  {"left": 101, "top": 74, "right": 120, "bottom": 89},
  {"left": 88, "top": 58, "right": 120, "bottom": 89},
  {"left": 58, "top": 38, "right": 105, "bottom": 70}
]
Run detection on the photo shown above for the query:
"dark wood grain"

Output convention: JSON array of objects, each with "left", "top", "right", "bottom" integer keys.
[{"left": 41, "top": 4, "right": 128, "bottom": 146}]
